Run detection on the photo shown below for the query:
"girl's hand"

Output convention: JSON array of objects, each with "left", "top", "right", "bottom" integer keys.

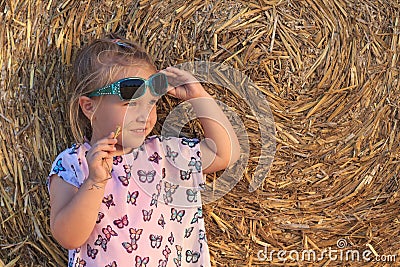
[
  {"left": 160, "top": 67, "right": 210, "bottom": 100},
  {"left": 85, "top": 132, "right": 118, "bottom": 185}
]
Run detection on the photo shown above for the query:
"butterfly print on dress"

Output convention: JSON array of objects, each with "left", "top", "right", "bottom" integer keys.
[
  {"left": 150, "top": 193, "right": 158, "bottom": 207},
  {"left": 173, "top": 245, "right": 183, "bottom": 267},
  {"left": 118, "top": 164, "right": 132, "bottom": 186},
  {"left": 156, "top": 180, "right": 162, "bottom": 192},
  {"left": 142, "top": 209, "right": 153, "bottom": 222},
  {"left": 68, "top": 144, "right": 80, "bottom": 155},
  {"left": 199, "top": 229, "right": 206, "bottom": 241},
  {"left": 165, "top": 145, "right": 178, "bottom": 162},
  {"left": 164, "top": 181, "right": 179, "bottom": 194},
  {"left": 184, "top": 227, "right": 194, "bottom": 238},
  {"left": 190, "top": 207, "right": 203, "bottom": 224},
  {"left": 150, "top": 180, "right": 162, "bottom": 207},
  {"left": 113, "top": 214, "right": 129, "bottom": 229},
  {"left": 188, "top": 157, "right": 202, "bottom": 172},
  {"left": 113, "top": 156, "right": 122, "bottom": 165},
  {"left": 135, "top": 255, "right": 149, "bottom": 267},
  {"left": 86, "top": 244, "right": 98, "bottom": 259},
  {"left": 170, "top": 208, "right": 185, "bottom": 223},
  {"left": 158, "top": 246, "right": 170, "bottom": 267},
  {"left": 127, "top": 191, "right": 139, "bottom": 205},
  {"left": 75, "top": 257, "right": 86, "bottom": 267},
  {"left": 185, "top": 250, "right": 200, "bottom": 263},
  {"left": 123, "top": 164, "right": 132, "bottom": 173},
  {"left": 148, "top": 152, "right": 162, "bottom": 164},
  {"left": 158, "top": 260, "right": 167, "bottom": 267},
  {"left": 199, "top": 229, "right": 206, "bottom": 252},
  {"left": 102, "top": 225, "right": 118, "bottom": 241},
  {"left": 132, "top": 149, "right": 139, "bottom": 160},
  {"left": 129, "top": 228, "right": 143, "bottom": 241},
  {"left": 173, "top": 257, "right": 181, "bottom": 267},
  {"left": 186, "top": 189, "right": 198, "bottom": 203},
  {"left": 158, "top": 214, "right": 166, "bottom": 228},
  {"left": 137, "top": 170, "right": 156, "bottom": 183},
  {"left": 149, "top": 234, "right": 163, "bottom": 249},
  {"left": 96, "top": 212, "right": 105, "bottom": 224},
  {"left": 122, "top": 240, "right": 138, "bottom": 253},
  {"left": 180, "top": 169, "right": 192, "bottom": 181},
  {"left": 168, "top": 232, "right": 174, "bottom": 245},
  {"left": 52, "top": 158, "right": 66, "bottom": 174},
  {"left": 118, "top": 173, "right": 131, "bottom": 186},
  {"left": 163, "top": 245, "right": 171, "bottom": 259},
  {"left": 181, "top": 137, "right": 199, "bottom": 148},
  {"left": 102, "top": 194, "right": 115, "bottom": 209},
  {"left": 105, "top": 261, "right": 117, "bottom": 267},
  {"left": 94, "top": 234, "right": 108, "bottom": 252},
  {"left": 70, "top": 164, "right": 78, "bottom": 178},
  {"left": 163, "top": 181, "right": 179, "bottom": 204},
  {"left": 199, "top": 182, "right": 207, "bottom": 190},
  {"left": 122, "top": 228, "right": 142, "bottom": 253}
]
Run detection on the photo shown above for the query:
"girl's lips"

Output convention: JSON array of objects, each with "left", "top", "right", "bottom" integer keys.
[{"left": 129, "top": 128, "right": 147, "bottom": 134}]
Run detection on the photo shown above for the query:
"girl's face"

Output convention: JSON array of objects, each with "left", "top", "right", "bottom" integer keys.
[{"left": 88, "top": 65, "right": 159, "bottom": 153}]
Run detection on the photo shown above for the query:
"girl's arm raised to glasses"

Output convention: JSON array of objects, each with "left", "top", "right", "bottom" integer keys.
[
  {"left": 49, "top": 133, "right": 117, "bottom": 249},
  {"left": 160, "top": 67, "right": 240, "bottom": 173}
]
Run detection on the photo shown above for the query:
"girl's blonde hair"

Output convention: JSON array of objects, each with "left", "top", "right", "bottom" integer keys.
[{"left": 69, "top": 33, "right": 155, "bottom": 143}]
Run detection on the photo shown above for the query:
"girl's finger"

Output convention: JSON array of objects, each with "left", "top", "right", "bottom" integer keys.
[
  {"left": 107, "top": 131, "right": 117, "bottom": 139},
  {"left": 94, "top": 135, "right": 118, "bottom": 146},
  {"left": 87, "top": 143, "right": 116, "bottom": 162},
  {"left": 86, "top": 152, "right": 109, "bottom": 169},
  {"left": 165, "top": 66, "right": 185, "bottom": 75},
  {"left": 94, "top": 143, "right": 117, "bottom": 153},
  {"left": 159, "top": 69, "right": 178, "bottom": 79}
]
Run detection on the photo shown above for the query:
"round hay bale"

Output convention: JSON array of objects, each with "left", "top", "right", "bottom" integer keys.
[{"left": 0, "top": 0, "right": 399, "bottom": 266}]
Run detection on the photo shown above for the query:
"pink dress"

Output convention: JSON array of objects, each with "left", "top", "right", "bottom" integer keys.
[{"left": 48, "top": 136, "right": 211, "bottom": 267}]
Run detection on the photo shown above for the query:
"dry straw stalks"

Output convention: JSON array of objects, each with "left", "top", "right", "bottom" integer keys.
[{"left": 1, "top": 0, "right": 399, "bottom": 266}]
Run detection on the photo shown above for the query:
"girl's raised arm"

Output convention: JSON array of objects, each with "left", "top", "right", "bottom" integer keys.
[{"left": 160, "top": 67, "right": 240, "bottom": 173}]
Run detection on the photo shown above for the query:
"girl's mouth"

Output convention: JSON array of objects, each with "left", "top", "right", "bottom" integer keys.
[{"left": 131, "top": 128, "right": 146, "bottom": 134}]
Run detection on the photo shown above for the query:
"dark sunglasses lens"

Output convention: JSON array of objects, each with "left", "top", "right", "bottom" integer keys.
[
  {"left": 120, "top": 79, "right": 144, "bottom": 100},
  {"left": 151, "top": 74, "right": 168, "bottom": 95}
]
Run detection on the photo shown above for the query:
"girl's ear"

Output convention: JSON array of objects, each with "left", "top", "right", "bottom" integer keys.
[{"left": 79, "top": 96, "right": 97, "bottom": 120}]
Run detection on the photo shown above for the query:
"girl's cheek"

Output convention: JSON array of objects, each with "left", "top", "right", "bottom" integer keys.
[{"left": 151, "top": 106, "right": 158, "bottom": 121}]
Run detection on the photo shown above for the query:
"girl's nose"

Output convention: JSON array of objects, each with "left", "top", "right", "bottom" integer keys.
[
  {"left": 135, "top": 104, "right": 153, "bottom": 123},
  {"left": 136, "top": 111, "right": 148, "bottom": 123}
]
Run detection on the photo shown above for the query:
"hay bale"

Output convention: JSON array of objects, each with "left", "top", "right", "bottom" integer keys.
[{"left": 1, "top": 0, "right": 399, "bottom": 266}]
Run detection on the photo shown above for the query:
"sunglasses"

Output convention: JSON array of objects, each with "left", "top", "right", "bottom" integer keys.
[{"left": 88, "top": 72, "right": 169, "bottom": 101}]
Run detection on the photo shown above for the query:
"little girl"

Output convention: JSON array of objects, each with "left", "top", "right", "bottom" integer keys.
[{"left": 48, "top": 33, "right": 240, "bottom": 267}]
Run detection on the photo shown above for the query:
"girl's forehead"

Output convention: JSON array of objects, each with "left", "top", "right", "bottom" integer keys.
[{"left": 114, "top": 65, "right": 156, "bottom": 80}]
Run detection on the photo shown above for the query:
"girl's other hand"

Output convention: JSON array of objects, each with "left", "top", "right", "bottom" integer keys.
[
  {"left": 85, "top": 132, "right": 118, "bottom": 185},
  {"left": 160, "top": 67, "right": 210, "bottom": 100}
]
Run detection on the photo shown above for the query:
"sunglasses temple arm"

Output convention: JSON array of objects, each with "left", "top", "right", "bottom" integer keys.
[{"left": 88, "top": 84, "right": 116, "bottom": 97}]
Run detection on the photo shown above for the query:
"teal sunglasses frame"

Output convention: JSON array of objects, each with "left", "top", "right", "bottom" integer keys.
[{"left": 88, "top": 72, "right": 168, "bottom": 100}]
